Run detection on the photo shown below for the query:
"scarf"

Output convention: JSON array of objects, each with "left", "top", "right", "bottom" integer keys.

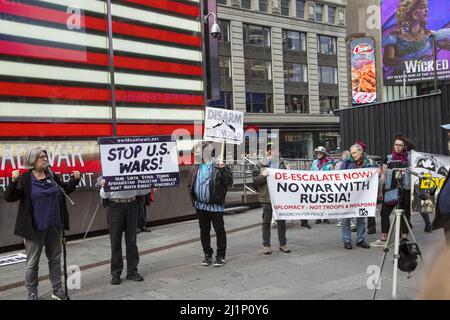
[
  {"left": 317, "top": 157, "right": 332, "bottom": 170},
  {"left": 347, "top": 153, "right": 371, "bottom": 168},
  {"left": 392, "top": 149, "right": 408, "bottom": 164}
]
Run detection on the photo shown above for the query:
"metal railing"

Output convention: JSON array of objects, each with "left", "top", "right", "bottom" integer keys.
[
  {"left": 282, "top": 158, "right": 314, "bottom": 170},
  {"left": 228, "top": 157, "right": 317, "bottom": 203}
]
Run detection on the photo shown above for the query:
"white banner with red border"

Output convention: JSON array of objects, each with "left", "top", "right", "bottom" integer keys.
[{"left": 267, "top": 168, "right": 379, "bottom": 219}]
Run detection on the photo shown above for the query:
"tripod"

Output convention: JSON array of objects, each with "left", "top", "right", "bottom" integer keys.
[
  {"left": 48, "top": 171, "right": 76, "bottom": 300},
  {"left": 372, "top": 169, "right": 425, "bottom": 300}
]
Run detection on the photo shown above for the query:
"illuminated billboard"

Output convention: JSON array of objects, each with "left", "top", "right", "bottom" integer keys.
[
  {"left": 382, "top": 0, "right": 450, "bottom": 85},
  {"left": 351, "top": 38, "right": 377, "bottom": 105}
]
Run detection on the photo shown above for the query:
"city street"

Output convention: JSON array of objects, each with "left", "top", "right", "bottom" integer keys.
[{"left": 0, "top": 208, "right": 446, "bottom": 300}]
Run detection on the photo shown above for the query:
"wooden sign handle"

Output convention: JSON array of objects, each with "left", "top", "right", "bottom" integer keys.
[{"left": 220, "top": 141, "right": 225, "bottom": 164}]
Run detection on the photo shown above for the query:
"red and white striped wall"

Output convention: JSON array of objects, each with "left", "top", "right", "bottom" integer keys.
[{"left": 0, "top": 0, "right": 206, "bottom": 139}]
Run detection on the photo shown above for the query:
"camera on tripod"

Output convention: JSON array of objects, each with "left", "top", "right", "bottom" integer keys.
[{"left": 389, "top": 161, "right": 407, "bottom": 181}]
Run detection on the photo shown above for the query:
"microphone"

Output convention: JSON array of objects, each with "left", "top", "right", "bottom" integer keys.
[{"left": 45, "top": 163, "right": 55, "bottom": 178}]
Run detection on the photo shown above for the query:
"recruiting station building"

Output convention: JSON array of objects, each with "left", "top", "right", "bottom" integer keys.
[{"left": 0, "top": 0, "right": 216, "bottom": 249}]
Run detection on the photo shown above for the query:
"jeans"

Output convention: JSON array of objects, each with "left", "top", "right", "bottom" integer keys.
[
  {"left": 107, "top": 200, "right": 139, "bottom": 277},
  {"left": 341, "top": 217, "right": 366, "bottom": 243},
  {"left": 24, "top": 228, "right": 62, "bottom": 294},
  {"left": 197, "top": 209, "right": 227, "bottom": 258},
  {"left": 262, "top": 203, "right": 286, "bottom": 247}
]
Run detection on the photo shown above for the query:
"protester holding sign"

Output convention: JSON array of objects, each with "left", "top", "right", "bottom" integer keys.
[
  {"left": 311, "top": 146, "right": 335, "bottom": 224},
  {"left": 100, "top": 180, "right": 150, "bottom": 285},
  {"left": 253, "top": 143, "right": 291, "bottom": 255},
  {"left": 335, "top": 150, "right": 356, "bottom": 230},
  {"left": 4, "top": 147, "right": 80, "bottom": 300},
  {"left": 98, "top": 136, "right": 180, "bottom": 191},
  {"left": 188, "top": 142, "right": 233, "bottom": 267},
  {"left": 432, "top": 172, "right": 450, "bottom": 244},
  {"left": 371, "top": 134, "right": 412, "bottom": 247},
  {"left": 340, "top": 144, "right": 377, "bottom": 249},
  {"left": 432, "top": 125, "right": 450, "bottom": 244}
]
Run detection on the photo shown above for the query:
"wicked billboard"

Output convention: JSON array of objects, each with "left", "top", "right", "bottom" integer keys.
[{"left": 382, "top": 0, "right": 450, "bottom": 85}]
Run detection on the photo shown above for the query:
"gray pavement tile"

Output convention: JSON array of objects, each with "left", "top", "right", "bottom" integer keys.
[
  {"left": 221, "top": 285, "right": 289, "bottom": 300},
  {"left": 0, "top": 209, "right": 445, "bottom": 300}
]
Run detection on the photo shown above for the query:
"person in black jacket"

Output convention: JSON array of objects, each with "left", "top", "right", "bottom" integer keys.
[
  {"left": 432, "top": 173, "right": 450, "bottom": 244},
  {"left": 4, "top": 147, "right": 80, "bottom": 300},
  {"left": 188, "top": 141, "right": 233, "bottom": 267}
]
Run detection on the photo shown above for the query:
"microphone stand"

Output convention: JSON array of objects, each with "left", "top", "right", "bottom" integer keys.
[{"left": 48, "top": 168, "right": 75, "bottom": 300}]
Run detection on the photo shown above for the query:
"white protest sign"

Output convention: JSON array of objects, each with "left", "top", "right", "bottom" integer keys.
[
  {"left": 411, "top": 150, "right": 450, "bottom": 211},
  {"left": 204, "top": 107, "right": 244, "bottom": 144},
  {"left": 98, "top": 136, "right": 180, "bottom": 191},
  {"left": 267, "top": 168, "right": 379, "bottom": 219}
]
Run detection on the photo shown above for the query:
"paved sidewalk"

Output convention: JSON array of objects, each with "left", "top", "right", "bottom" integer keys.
[{"left": 0, "top": 208, "right": 446, "bottom": 300}]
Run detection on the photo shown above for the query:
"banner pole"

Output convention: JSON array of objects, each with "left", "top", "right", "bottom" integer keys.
[{"left": 220, "top": 141, "right": 225, "bottom": 164}]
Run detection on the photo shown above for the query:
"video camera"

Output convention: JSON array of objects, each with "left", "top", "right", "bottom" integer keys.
[{"left": 389, "top": 161, "right": 408, "bottom": 183}]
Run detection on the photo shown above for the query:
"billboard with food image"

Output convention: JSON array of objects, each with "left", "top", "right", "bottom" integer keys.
[{"left": 351, "top": 37, "right": 377, "bottom": 105}]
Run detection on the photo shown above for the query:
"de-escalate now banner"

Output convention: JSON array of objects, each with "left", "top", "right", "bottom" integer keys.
[{"left": 267, "top": 168, "right": 379, "bottom": 220}]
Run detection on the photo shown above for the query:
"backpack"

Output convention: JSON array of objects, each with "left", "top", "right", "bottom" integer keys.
[{"left": 398, "top": 239, "right": 420, "bottom": 274}]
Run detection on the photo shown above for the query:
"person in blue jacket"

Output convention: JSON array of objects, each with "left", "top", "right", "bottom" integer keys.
[
  {"left": 311, "top": 146, "right": 335, "bottom": 224},
  {"left": 339, "top": 143, "right": 377, "bottom": 249}
]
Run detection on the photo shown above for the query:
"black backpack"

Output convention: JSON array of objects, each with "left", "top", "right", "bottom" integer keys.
[{"left": 398, "top": 239, "right": 420, "bottom": 273}]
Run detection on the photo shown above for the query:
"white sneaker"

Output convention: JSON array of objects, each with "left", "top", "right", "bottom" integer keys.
[
  {"left": 370, "top": 239, "right": 387, "bottom": 247},
  {"left": 336, "top": 222, "right": 342, "bottom": 227}
]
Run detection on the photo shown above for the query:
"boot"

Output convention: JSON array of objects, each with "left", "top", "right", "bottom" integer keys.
[{"left": 421, "top": 213, "right": 432, "bottom": 233}]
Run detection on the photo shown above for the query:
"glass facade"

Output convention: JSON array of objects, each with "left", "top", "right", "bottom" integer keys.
[
  {"left": 284, "top": 63, "right": 307, "bottom": 82},
  {"left": 328, "top": 6, "right": 336, "bottom": 24},
  {"left": 280, "top": 132, "right": 314, "bottom": 159},
  {"left": 296, "top": 0, "right": 305, "bottom": 19},
  {"left": 319, "top": 66, "right": 338, "bottom": 84},
  {"left": 245, "top": 59, "right": 272, "bottom": 81},
  {"left": 259, "top": 0, "right": 268, "bottom": 12},
  {"left": 281, "top": 131, "right": 340, "bottom": 159},
  {"left": 218, "top": 20, "right": 230, "bottom": 43},
  {"left": 219, "top": 56, "right": 232, "bottom": 79},
  {"left": 285, "top": 95, "right": 309, "bottom": 113},
  {"left": 246, "top": 93, "right": 274, "bottom": 113},
  {"left": 243, "top": 24, "right": 271, "bottom": 47},
  {"left": 317, "top": 35, "right": 337, "bottom": 55},
  {"left": 320, "top": 96, "right": 339, "bottom": 114},
  {"left": 241, "top": 0, "right": 251, "bottom": 9},
  {"left": 283, "top": 30, "right": 306, "bottom": 51},
  {"left": 315, "top": 4, "right": 323, "bottom": 22},
  {"left": 281, "top": 0, "right": 290, "bottom": 16},
  {"left": 208, "top": 92, "right": 233, "bottom": 110},
  {"left": 319, "top": 132, "right": 340, "bottom": 154}
]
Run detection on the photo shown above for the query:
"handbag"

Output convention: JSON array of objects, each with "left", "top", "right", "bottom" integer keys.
[{"left": 384, "top": 188, "right": 399, "bottom": 206}]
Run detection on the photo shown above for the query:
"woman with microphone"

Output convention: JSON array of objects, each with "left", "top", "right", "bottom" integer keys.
[{"left": 4, "top": 147, "right": 80, "bottom": 300}]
